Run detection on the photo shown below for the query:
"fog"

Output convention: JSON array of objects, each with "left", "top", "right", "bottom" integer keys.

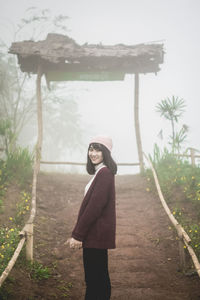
[{"left": 1, "top": 0, "right": 200, "bottom": 174}]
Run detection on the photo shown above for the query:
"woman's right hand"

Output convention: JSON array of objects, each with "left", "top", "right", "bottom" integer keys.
[{"left": 65, "top": 237, "right": 82, "bottom": 249}]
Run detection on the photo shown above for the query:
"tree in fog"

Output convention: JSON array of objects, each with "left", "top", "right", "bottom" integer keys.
[
  {"left": 0, "top": 49, "right": 35, "bottom": 153},
  {"left": 0, "top": 8, "right": 83, "bottom": 155}
]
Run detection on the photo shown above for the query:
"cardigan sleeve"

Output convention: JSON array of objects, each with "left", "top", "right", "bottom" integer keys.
[{"left": 72, "top": 168, "right": 113, "bottom": 241}]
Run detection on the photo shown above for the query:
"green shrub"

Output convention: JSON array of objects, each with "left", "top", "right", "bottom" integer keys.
[
  {"left": 0, "top": 160, "right": 8, "bottom": 211},
  {"left": 6, "top": 147, "right": 33, "bottom": 186},
  {"left": 145, "top": 144, "right": 200, "bottom": 259},
  {"left": 26, "top": 261, "right": 51, "bottom": 281},
  {"left": 14, "top": 191, "right": 31, "bottom": 225},
  {"left": 0, "top": 227, "right": 20, "bottom": 276}
]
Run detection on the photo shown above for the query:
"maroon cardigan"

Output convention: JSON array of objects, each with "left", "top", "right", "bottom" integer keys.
[{"left": 72, "top": 167, "right": 116, "bottom": 249}]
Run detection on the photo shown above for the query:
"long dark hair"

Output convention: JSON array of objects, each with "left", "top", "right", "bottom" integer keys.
[{"left": 86, "top": 143, "right": 117, "bottom": 175}]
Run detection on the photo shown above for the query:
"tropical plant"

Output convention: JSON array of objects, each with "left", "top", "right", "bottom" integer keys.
[
  {"left": 169, "top": 124, "right": 189, "bottom": 154},
  {"left": 156, "top": 96, "right": 186, "bottom": 152}
]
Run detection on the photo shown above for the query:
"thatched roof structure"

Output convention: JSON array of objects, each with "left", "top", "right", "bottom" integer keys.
[{"left": 9, "top": 33, "right": 164, "bottom": 81}]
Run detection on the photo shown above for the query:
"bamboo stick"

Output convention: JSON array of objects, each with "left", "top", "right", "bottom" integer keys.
[
  {"left": 0, "top": 237, "right": 26, "bottom": 287},
  {"left": 24, "top": 63, "right": 43, "bottom": 260}
]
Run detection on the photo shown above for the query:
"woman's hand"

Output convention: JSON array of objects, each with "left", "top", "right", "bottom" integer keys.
[{"left": 65, "top": 237, "right": 82, "bottom": 249}]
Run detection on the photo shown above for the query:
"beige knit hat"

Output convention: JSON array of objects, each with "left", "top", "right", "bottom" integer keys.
[{"left": 90, "top": 135, "right": 113, "bottom": 152}]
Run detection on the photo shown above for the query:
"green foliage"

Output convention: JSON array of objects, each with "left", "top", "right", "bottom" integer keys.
[
  {"left": 184, "top": 224, "right": 200, "bottom": 252},
  {"left": 147, "top": 144, "right": 181, "bottom": 199},
  {"left": 169, "top": 125, "right": 189, "bottom": 154},
  {"left": 145, "top": 144, "right": 200, "bottom": 259},
  {"left": 6, "top": 147, "right": 33, "bottom": 186},
  {"left": 58, "top": 281, "right": 73, "bottom": 297},
  {"left": 0, "top": 150, "right": 32, "bottom": 278},
  {"left": 156, "top": 96, "right": 185, "bottom": 123},
  {"left": 0, "top": 199, "right": 3, "bottom": 213},
  {"left": 0, "top": 119, "right": 15, "bottom": 155},
  {"left": 0, "top": 278, "right": 14, "bottom": 300},
  {"left": 26, "top": 261, "right": 51, "bottom": 281},
  {"left": 0, "top": 160, "right": 8, "bottom": 212},
  {"left": 14, "top": 191, "right": 31, "bottom": 225},
  {"left": 156, "top": 96, "right": 187, "bottom": 152},
  {"left": 0, "top": 227, "right": 20, "bottom": 276},
  {"left": 0, "top": 189, "right": 31, "bottom": 279}
]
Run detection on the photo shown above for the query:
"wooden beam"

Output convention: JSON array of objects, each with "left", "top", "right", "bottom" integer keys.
[{"left": 40, "top": 161, "right": 140, "bottom": 166}]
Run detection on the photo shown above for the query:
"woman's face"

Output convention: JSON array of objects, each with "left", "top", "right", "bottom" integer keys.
[{"left": 88, "top": 145, "right": 103, "bottom": 165}]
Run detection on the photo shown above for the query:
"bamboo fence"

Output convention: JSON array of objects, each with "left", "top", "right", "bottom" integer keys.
[
  {"left": 1, "top": 77, "right": 200, "bottom": 289},
  {"left": 174, "top": 147, "right": 200, "bottom": 167},
  {"left": 143, "top": 152, "right": 200, "bottom": 277},
  {"left": 40, "top": 161, "right": 140, "bottom": 166},
  {"left": 0, "top": 65, "right": 43, "bottom": 287}
]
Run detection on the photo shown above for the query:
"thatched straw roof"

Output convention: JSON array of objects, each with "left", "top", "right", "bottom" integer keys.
[{"left": 9, "top": 33, "right": 164, "bottom": 81}]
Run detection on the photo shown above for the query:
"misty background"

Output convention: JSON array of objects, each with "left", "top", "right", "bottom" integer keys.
[{"left": 0, "top": 0, "right": 200, "bottom": 174}]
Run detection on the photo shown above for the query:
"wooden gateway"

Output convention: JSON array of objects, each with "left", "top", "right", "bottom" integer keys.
[{"left": 9, "top": 33, "right": 165, "bottom": 172}]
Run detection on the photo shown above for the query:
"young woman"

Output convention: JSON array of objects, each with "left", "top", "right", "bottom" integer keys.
[{"left": 68, "top": 135, "right": 117, "bottom": 300}]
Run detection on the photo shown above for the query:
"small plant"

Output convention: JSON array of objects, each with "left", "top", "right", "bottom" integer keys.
[
  {"left": 0, "top": 119, "right": 14, "bottom": 155},
  {"left": 14, "top": 191, "right": 31, "bottom": 225},
  {"left": 58, "top": 281, "right": 73, "bottom": 297},
  {"left": 0, "top": 199, "right": 3, "bottom": 213},
  {"left": 6, "top": 146, "right": 33, "bottom": 186},
  {"left": 27, "top": 261, "right": 51, "bottom": 281},
  {"left": 184, "top": 224, "right": 200, "bottom": 259},
  {"left": 0, "top": 159, "right": 8, "bottom": 211},
  {"left": 172, "top": 207, "right": 183, "bottom": 222}
]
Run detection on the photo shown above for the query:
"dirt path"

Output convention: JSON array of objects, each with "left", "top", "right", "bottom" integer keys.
[{"left": 9, "top": 173, "right": 200, "bottom": 299}]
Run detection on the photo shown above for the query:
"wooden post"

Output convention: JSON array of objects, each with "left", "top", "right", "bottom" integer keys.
[
  {"left": 26, "top": 223, "right": 33, "bottom": 261},
  {"left": 134, "top": 73, "right": 144, "bottom": 172},
  {"left": 25, "top": 63, "right": 43, "bottom": 261},
  {"left": 190, "top": 148, "right": 195, "bottom": 167},
  {"left": 36, "top": 64, "right": 43, "bottom": 173},
  {"left": 178, "top": 239, "right": 186, "bottom": 272}
]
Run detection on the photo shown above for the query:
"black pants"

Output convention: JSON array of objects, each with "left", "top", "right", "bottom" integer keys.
[{"left": 83, "top": 248, "right": 111, "bottom": 300}]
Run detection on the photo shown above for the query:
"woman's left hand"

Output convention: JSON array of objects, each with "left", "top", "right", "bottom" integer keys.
[{"left": 65, "top": 237, "right": 82, "bottom": 249}]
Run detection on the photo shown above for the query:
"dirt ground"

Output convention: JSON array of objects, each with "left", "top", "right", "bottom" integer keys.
[{"left": 2, "top": 173, "right": 200, "bottom": 299}]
